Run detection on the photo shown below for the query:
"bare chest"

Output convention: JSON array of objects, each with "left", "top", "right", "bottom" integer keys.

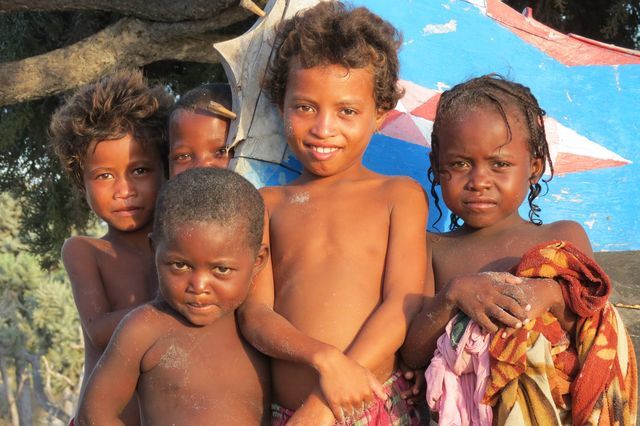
[
  {"left": 96, "top": 251, "right": 157, "bottom": 310},
  {"left": 138, "top": 323, "right": 265, "bottom": 409},
  {"left": 432, "top": 233, "right": 540, "bottom": 289},
  {"left": 270, "top": 193, "right": 390, "bottom": 261}
]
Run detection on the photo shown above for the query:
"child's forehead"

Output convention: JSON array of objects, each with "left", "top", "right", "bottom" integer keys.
[
  {"left": 163, "top": 219, "right": 250, "bottom": 243},
  {"left": 285, "top": 61, "right": 376, "bottom": 99},
  {"left": 170, "top": 107, "right": 231, "bottom": 126},
  {"left": 85, "top": 133, "right": 161, "bottom": 160},
  {"left": 288, "top": 57, "right": 374, "bottom": 79}
]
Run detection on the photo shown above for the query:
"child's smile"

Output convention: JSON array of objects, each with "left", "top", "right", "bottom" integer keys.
[
  {"left": 436, "top": 106, "right": 542, "bottom": 230},
  {"left": 282, "top": 61, "right": 386, "bottom": 178}
]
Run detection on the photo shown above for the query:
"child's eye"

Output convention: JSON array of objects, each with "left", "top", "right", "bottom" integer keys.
[
  {"left": 171, "top": 261, "right": 189, "bottom": 271},
  {"left": 132, "top": 167, "right": 150, "bottom": 176},
  {"left": 493, "top": 161, "right": 511, "bottom": 168},
  {"left": 213, "top": 266, "right": 232, "bottom": 275},
  {"left": 449, "top": 161, "right": 469, "bottom": 169},
  {"left": 173, "top": 153, "right": 192, "bottom": 162},
  {"left": 95, "top": 172, "right": 113, "bottom": 180},
  {"left": 295, "top": 104, "right": 314, "bottom": 113},
  {"left": 341, "top": 108, "right": 358, "bottom": 116},
  {"left": 214, "top": 148, "right": 231, "bottom": 159}
]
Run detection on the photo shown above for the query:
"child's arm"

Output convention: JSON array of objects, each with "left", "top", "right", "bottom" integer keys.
[
  {"left": 76, "top": 307, "right": 153, "bottom": 425},
  {"left": 342, "top": 179, "right": 427, "bottom": 371},
  {"left": 238, "top": 202, "right": 385, "bottom": 421},
  {"left": 515, "top": 220, "right": 594, "bottom": 332},
  {"left": 402, "top": 237, "right": 529, "bottom": 368},
  {"left": 62, "top": 237, "right": 136, "bottom": 350},
  {"left": 287, "top": 389, "right": 337, "bottom": 426}
]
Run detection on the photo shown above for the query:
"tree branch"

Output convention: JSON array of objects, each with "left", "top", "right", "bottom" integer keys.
[
  {"left": 26, "top": 352, "right": 70, "bottom": 425},
  {"left": 0, "top": 7, "right": 251, "bottom": 106},
  {"left": 0, "top": 0, "right": 239, "bottom": 22}
]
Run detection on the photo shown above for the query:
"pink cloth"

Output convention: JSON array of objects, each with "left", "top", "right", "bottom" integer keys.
[{"left": 425, "top": 314, "right": 492, "bottom": 425}]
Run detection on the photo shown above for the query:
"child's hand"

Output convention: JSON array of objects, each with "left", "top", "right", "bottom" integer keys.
[
  {"left": 398, "top": 360, "right": 424, "bottom": 405},
  {"left": 446, "top": 272, "right": 530, "bottom": 333},
  {"left": 313, "top": 347, "right": 386, "bottom": 422},
  {"left": 500, "top": 277, "right": 575, "bottom": 338}
]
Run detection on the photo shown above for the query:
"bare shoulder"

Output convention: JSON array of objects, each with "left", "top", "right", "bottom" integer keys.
[
  {"left": 60, "top": 235, "right": 108, "bottom": 276},
  {"left": 427, "top": 230, "right": 457, "bottom": 255},
  {"left": 114, "top": 303, "right": 167, "bottom": 342},
  {"left": 541, "top": 220, "right": 593, "bottom": 256},
  {"left": 259, "top": 185, "right": 287, "bottom": 210},
  {"left": 62, "top": 235, "right": 104, "bottom": 256},
  {"left": 427, "top": 231, "right": 446, "bottom": 246},
  {"left": 379, "top": 175, "right": 427, "bottom": 204}
]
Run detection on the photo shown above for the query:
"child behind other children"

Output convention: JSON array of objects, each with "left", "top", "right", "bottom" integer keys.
[
  {"left": 239, "top": 2, "right": 428, "bottom": 424},
  {"left": 50, "top": 69, "right": 173, "bottom": 425},
  {"left": 402, "top": 75, "right": 636, "bottom": 424},
  {"left": 168, "top": 83, "right": 234, "bottom": 177},
  {"left": 77, "top": 168, "right": 271, "bottom": 425}
]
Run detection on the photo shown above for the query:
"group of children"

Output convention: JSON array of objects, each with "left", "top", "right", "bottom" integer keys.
[{"left": 49, "top": 1, "right": 635, "bottom": 425}]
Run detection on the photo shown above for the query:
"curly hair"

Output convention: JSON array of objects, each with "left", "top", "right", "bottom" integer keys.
[
  {"left": 154, "top": 168, "right": 264, "bottom": 253},
  {"left": 429, "top": 74, "right": 553, "bottom": 229},
  {"left": 49, "top": 69, "right": 174, "bottom": 190},
  {"left": 265, "top": 1, "right": 404, "bottom": 111}
]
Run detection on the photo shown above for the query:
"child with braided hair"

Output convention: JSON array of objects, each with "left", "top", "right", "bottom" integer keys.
[{"left": 403, "top": 74, "right": 636, "bottom": 424}]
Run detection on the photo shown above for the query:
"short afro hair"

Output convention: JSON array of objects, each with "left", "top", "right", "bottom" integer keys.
[
  {"left": 153, "top": 168, "right": 264, "bottom": 252},
  {"left": 265, "top": 1, "right": 404, "bottom": 111},
  {"left": 172, "top": 83, "right": 232, "bottom": 115},
  {"left": 49, "top": 69, "right": 174, "bottom": 190}
]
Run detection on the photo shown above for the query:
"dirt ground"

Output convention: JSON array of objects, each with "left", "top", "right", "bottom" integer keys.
[{"left": 594, "top": 251, "right": 640, "bottom": 373}]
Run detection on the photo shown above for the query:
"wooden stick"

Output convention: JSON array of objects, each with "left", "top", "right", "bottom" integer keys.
[
  {"left": 207, "top": 101, "right": 237, "bottom": 120},
  {"left": 240, "top": 0, "right": 266, "bottom": 18},
  {"left": 614, "top": 302, "right": 640, "bottom": 310}
]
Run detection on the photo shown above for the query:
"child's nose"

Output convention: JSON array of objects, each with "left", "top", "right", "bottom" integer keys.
[
  {"left": 466, "top": 167, "right": 491, "bottom": 191},
  {"left": 113, "top": 177, "right": 136, "bottom": 198},
  {"left": 310, "top": 111, "right": 337, "bottom": 139},
  {"left": 196, "top": 154, "right": 224, "bottom": 169},
  {"left": 188, "top": 270, "right": 212, "bottom": 294}
]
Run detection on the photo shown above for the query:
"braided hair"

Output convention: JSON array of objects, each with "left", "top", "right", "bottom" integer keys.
[{"left": 429, "top": 74, "right": 553, "bottom": 230}]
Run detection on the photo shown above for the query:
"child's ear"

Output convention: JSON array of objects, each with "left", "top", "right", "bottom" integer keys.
[
  {"left": 529, "top": 157, "right": 544, "bottom": 184},
  {"left": 375, "top": 108, "right": 388, "bottom": 130},
  {"left": 252, "top": 244, "right": 269, "bottom": 276}
]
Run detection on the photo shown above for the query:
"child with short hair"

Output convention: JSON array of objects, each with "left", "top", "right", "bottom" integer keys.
[
  {"left": 77, "top": 167, "right": 271, "bottom": 425},
  {"left": 168, "top": 83, "right": 234, "bottom": 176},
  {"left": 49, "top": 69, "right": 173, "bottom": 425},
  {"left": 402, "top": 74, "right": 636, "bottom": 424},
  {"left": 238, "top": 2, "right": 428, "bottom": 424}
]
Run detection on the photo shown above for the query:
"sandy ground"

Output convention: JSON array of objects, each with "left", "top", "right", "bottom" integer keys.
[{"left": 594, "top": 251, "right": 640, "bottom": 375}]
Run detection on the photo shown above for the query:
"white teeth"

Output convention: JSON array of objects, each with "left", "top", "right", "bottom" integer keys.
[{"left": 311, "top": 146, "right": 338, "bottom": 154}]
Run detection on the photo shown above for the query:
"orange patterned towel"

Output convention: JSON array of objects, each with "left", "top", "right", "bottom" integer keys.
[{"left": 483, "top": 240, "right": 637, "bottom": 425}]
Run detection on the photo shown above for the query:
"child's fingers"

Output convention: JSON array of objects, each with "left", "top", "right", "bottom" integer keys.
[
  {"left": 502, "top": 274, "right": 524, "bottom": 285},
  {"left": 412, "top": 370, "right": 425, "bottom": 394},
  {"left": 329, "top": 403, "right": 345, "bottom": 423},
  {"left": 486, "top": 303, "right": 525, "bottom": 330},
  {"left": 475, "top": 313, "right": 499, "bottom": 334},
  {"left": 500, "top": 326, "right": 520, "bottom": 339},
  {"left": 369, "top": 375, "right": 387, "bottom": 401},
  {"left": 494, "top": 293, "right": 528, "bottom": 321},
  {"left": 498, "top": 284, "right": 527, "bottom": 306}
]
